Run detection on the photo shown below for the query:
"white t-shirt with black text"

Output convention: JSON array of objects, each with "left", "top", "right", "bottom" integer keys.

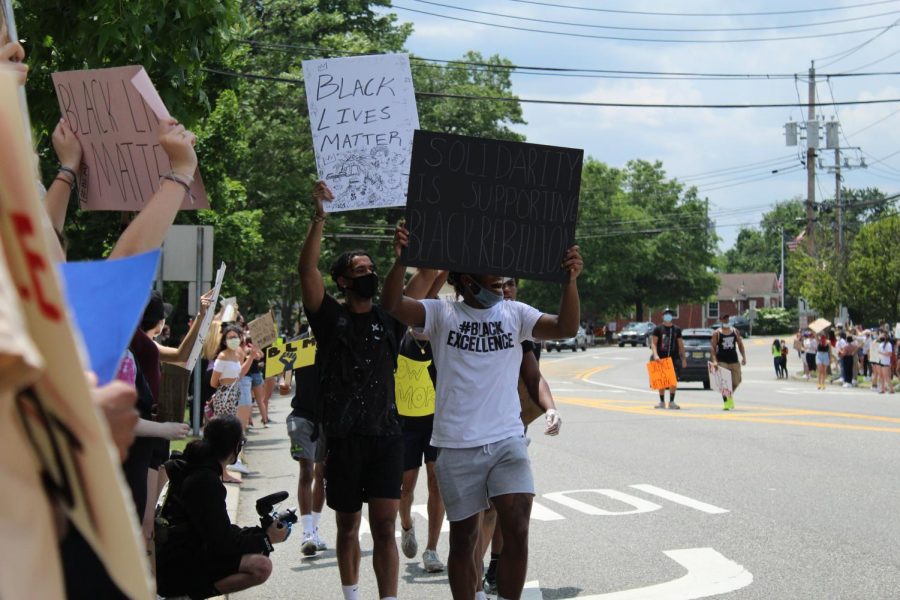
[{"left": 422, "top": 298, "right": 542, "bottom": 448}]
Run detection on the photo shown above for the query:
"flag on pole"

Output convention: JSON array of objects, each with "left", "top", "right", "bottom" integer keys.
[
  {"left": 777, "top": 272, "right": 784, "bottom": 291},
  {"left": 786, "top": 230, "right": 806, "bottom": 251}
]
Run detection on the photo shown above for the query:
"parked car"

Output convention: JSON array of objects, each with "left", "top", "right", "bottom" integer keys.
[
  {"left": 680, "top": 328, "right": 714, "bottom": 389},
  {"left": 712, "top": 315, "right": 751, "bottom": 338},
  {"left": 546, "top": 326, "right": 589, "bottom": 352},
  {"left": 618, "top": 322, "right": 656, "bottom": 347}
]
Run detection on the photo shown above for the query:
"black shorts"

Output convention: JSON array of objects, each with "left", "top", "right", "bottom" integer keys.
[
  {"left": 157, "top": 549, "right": 241, "bottom": 600},
  {"left": 806, "top": 353, "right": 817, "bottom": 371},
  {"left": 324, "top": 434, "right": 403, "bottom": 513},
  {"left": 402, "top": 429, "right": 438, "bottom": 471}
]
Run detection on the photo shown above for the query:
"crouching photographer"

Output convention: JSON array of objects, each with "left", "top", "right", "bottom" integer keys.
[{"left": 155, "top": 416, "right": 288, "bottom": 599}]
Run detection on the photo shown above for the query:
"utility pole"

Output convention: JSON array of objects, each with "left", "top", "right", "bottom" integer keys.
[
  {"left": 835, "top": 146, "right": 842, "bottom": 255},
  {"left": 806, "top": 62, "right": 817, "bottom": 257}
]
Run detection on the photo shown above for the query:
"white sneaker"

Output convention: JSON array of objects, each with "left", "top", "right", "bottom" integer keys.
[
  {"left": 422, "top": 548, "right": 444, "bottom": 572},
  {"left": 314, "top": 528, "right": 328, "bottom": 551},
  {"left": 226, "top": 459, "right": 250, "bottom": 475},
  {"left": 401, "top": 521, "right": 418, "bottom": 559},
  {"left": 803, "top": 374, "right": 810, "bottom": 380},
  {"left": 301, "top": 531, "right": 317, "bottom": 556},
  {"left": 843, "top": 383, "right": 851, "bottom": 388}
]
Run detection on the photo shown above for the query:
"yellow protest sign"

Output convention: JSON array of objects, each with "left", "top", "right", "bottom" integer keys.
[
  {"left": 395, "top": 355, "right": 436, "bottom": 417},
  {"left": 646, "top": 357, "right": 678, "bottom": 390},
  {"left": 0, "top": 72, "right": 152, "bottom": 599},
  {"left": 265, "top": 336, "right": 316, "bottom": 378}
]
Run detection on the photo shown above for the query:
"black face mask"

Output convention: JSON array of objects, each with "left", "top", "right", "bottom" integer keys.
[{"left": 349, "top": 272, "right": 379, "bottom": 299}]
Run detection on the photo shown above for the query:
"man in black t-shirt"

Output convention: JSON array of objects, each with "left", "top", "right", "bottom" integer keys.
[
  {"left": 651, "top": 308, "right": 686, "bottom": 410},
  {"left": 299, "top": 181, "right": 434, "bottom": 600}
]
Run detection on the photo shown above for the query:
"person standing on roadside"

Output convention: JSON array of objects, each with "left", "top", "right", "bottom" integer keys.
[
  {"left": 710, "top": 315, "right": 746, "bottom": 410},
  {"left": 650, "top": 308, "right": 685, "bottom": 409},
  {"left": 804, "top": 332, "right": 817, "bottom": 381},
  {"left": 877, "top": 331, "right": 895, "bottom": 394},
  {"left": 815, "top": 332, "right": 833, "bottom": 391}
]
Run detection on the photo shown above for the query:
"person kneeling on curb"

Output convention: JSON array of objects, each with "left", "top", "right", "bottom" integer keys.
[{"left": 155, "top": 416, "right": 288, "bottom": 599}]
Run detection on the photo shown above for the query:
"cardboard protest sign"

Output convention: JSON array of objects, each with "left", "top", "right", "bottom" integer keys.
[
  {"left": 58, "top": 249, "right": 160, "bottom": 385},
  {"left": 51, "top": 66, "right": 207, "bottom": 211},
  {"left": 0, "top": 72, "right": 152, "bottom": 599},
  {"left": 517, "top": 378, "right": 545, "bottom": 425},
  {"left": 708, "top": 361, "right": 734, "bottom": 397},
  {"left": 394, "top": 355, "right": 436, "bottom": 417},
  {"left": 265, "top": 336, "right": 317, "bottom": 378},
  {"left": 156, "top": 363, "right": 191, "bottom": 424},
  {"left": 302, "top": 53, "right": 419, "bottom": 212},
  {"left": 248, "top": 311, "right": 277, "bottom": 350},
  {"left": 646, "top": 357, "right": 678, "bottom": 390},
  {"left": 184, "top": 262, "right": 226, "bottom": 371},
  {"left": 402, "top": 131, "right": 583, "bottom": 283}
]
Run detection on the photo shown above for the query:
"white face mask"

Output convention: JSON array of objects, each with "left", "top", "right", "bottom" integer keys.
[{"left": 226, "top": 337, "right": 241, "bottom": 350}]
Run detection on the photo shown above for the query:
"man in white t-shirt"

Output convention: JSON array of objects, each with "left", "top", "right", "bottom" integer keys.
[{"left": 382, "top": 225, "right": 583, "bottom": 600}]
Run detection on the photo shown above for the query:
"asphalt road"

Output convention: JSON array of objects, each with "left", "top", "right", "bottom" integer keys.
[{"left": 232, "top": 336, "right": 900, "bottom": 599}]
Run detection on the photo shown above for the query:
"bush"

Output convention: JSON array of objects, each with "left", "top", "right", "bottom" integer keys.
[{"left": 753, "top": 307, "right": 795, "bottom": 335}]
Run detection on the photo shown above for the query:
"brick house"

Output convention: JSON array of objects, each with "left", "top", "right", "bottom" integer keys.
[{"left": 607, "top": 272, "right": 781, "bottom": 332}]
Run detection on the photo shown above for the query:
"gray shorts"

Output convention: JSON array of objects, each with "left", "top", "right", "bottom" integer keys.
[
  {"left": 287, "top": 415, "right": 326, "bottom": 462},
  {"left": 434, "top": 435, "right": 534, "bottom": 522}
]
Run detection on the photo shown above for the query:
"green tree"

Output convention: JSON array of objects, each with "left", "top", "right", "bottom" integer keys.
[
  {"left": 845, "top": 214, "right": 900, "bottom": 323},
  {"left": 786, "top": 246, "right": 841, "bottom": 320}
]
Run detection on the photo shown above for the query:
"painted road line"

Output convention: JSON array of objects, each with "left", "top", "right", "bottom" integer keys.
[
  {"left": 577, "top": 547, "right": 752, "bottom": 600},
  {"left": 522, "top": 579, "right": 543, "bottom": 600},
  {"left": 543, "top": 489, "right": 662, "bottom": 516},
  {"left": 629, "top": 485, "right": 729, "bottom": 514},
  {"left": 530, "top": 500, "right": 566, "bottom": 521},
  {"left": 576, "top": 377, "right": 659, "bottom": 396}
]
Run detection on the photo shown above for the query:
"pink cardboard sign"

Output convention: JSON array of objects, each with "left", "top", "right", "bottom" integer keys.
[{"left": 51, "top": 65, "right": 207, "bottom": 211}]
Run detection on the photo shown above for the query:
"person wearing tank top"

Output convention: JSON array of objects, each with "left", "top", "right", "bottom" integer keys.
[{"left": 710, "top": 314, "right": 746, "bottom": 411}]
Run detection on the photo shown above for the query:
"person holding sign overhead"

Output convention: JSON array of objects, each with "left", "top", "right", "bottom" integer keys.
[
  {"left": 650, "top": 308, "right": 686, "bottom": 410},
  {"left": 298, "top": 181, "right": 435, "bottom": 600},
  {"left": 382, "top": 223, "right": 582, "bottom": 600}
]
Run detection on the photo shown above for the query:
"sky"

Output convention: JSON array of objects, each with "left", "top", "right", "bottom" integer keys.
[{"left": 377, "top": 0, "right": 900, "bottom": 251}]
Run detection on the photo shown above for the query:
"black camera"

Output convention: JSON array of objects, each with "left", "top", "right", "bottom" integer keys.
[{"left": 256, "top": 491, "right": 298, "bottom": 541}]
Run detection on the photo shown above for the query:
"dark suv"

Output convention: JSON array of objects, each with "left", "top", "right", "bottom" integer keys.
[
  {"left": 618, "top": 322, "right": 656, "bottom": 347},
  {"left": 680, "top": 328, "right": 714, "bottom": 389},
  {"left": 712, "top": 315, "right": 751, "bottom": 338}
]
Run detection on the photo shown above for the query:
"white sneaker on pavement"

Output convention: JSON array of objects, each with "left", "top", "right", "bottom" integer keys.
[
  {"left": 314, "top": 528, "right": 328, "bottom": 551},
  {"left": 226, "top": 459, "right": 250, "bottom": 475},
  {"left": 401, "top": 521, "right": 418, "bottom": 559},
  {"left": 301, "top": 531, "right": 317, "bottom": 556},
  {"left": 422, "top": 548, "right": 444, "bottom": 572}
]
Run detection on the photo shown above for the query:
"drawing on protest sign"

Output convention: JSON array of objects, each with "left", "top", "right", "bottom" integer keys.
[
  {"left": 0, "top": 72, "right": 152, "bottom": 599},
  {"left": 51, "top": 65, "right": 208, "bottom": 211},
  {"left": 395, "top": 355, "right": 435, "bottom": 418},
  {"left": 184, "top": 263, "right": 226, "bottom": 371},
  {"left": 265, "top": 337, "right": 316, "bottom": 378},
  {"left": 248, "top": 311, "right": 277, "bottom": 350},
  {"left": 708, "top": 361, "right": 734, "bottom": 397},
  {"left": 156, "top": 363, "right": 191, "bottom": 424},
  {"left": 302, "top": 53, "right": 419, "bottom": 212},
  {"left": 647, "top": 357, "right": 678, "bottom": 390},
  {"left": 402, "top": 131, "right": 583, "bottom": 283}
]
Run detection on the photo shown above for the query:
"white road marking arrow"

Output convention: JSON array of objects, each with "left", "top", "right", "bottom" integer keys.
[{"left": 576, "top": 547, "right": 752, "bottom": 599}]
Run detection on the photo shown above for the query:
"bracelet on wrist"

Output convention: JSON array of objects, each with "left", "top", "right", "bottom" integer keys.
[
  {"left": 160, "top": 172, "right": 195, "bottom": 204},
  {"left": 312, "top": 213, "right": 327, "bottom": 223},
  {"left": 53, "top": 175, "right": 75, "bottom": 191}
]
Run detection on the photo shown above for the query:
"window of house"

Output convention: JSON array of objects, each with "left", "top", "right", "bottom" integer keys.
[{"left": 708, "top": 302, "right": 720, "bottom": 319}]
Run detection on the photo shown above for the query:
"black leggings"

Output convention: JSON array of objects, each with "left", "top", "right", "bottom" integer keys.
[{"left": 842, "top": 355, "right": 855, "bottom": 384}]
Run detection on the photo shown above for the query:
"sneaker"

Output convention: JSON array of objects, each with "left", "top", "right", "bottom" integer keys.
[
  {"left": 842, "top": 383, "right": 851, "bottom": 388},
  {"left": 314, "top": 528, "right": 328, "bottom": 551},
  {"left": 654, "top": 401, "right": 666, "bottom": 409},
  {"left": 301, "top": 531, "right": 317, "bottom": 556},
  {"left": 422, "top": 548, "right": 444, "bottom": 572},
  {"left": 401, "top": 522, "right": 418, "bottom": 559},
  {"left": 668, "top": 402, "right": 681, "bottom": 410},
  {"left": 226, "top": 459, "right": 250, "bottom": 475},
  {"left": 483, "top": 576, "right": 498, "bottom": 595}
]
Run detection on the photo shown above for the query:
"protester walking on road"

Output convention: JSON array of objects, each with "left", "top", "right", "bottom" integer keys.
[
  {"left": 710, "top": 315, "right": 746, "bottom": 410},
  {"left": 651, "top": 308, "right": 685, "bottom": 409},
  {"left": 383, "top": 222, "right": 582, "bottom": 600}
]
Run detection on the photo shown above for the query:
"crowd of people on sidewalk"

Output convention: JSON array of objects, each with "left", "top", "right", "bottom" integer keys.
[{"left": 791, "top": 323, "right": 898, "bottom": 393}]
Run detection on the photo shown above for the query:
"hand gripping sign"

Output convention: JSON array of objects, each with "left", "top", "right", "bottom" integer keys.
[
  {"left": 265, "top": 337, "right": 317, "bottom": 379},
  {"left": 646, "top": 357, "right": 678, "bottom": 390}
]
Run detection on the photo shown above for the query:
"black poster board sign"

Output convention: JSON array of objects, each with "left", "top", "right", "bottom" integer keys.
[{"left": 402, "top": 131, "right": 583, "bottom": 283}]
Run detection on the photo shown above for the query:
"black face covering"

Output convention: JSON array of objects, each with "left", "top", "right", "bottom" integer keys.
[{"left": 349, "top": 272, "right": 379, "bottom": 299}]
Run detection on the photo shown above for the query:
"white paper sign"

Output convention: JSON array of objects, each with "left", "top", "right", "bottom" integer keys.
[
  {"left": 302, "top": 53, "right": 419, "bottom": 212},
  {"left": 708, "top": 361, "right": 734, "bottom": 397},
  {"left": 184, "top": 262, "right": 226, "bottom": 371}
]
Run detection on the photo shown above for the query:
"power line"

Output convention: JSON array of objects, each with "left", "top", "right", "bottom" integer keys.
[
  {"left": 407, "top": 0, "right": 900, "bottom": 33},
  {"left": 815, "top": 16, "right": 900, "bottom": 66},
  {"left": 844, "top": 45, "right": 900, "bottom": 72},
  {"left": 498, "top": 0, "right": 900, "bottom": 18},
  {"left": 237, "top": 39, "right": 900, "bottom": 80},
  {"left": 848, "top": 105, "right": 900, "bottom": 136},
  {"left": 392, "top": 3, "right": 900, "bottom": 44}
]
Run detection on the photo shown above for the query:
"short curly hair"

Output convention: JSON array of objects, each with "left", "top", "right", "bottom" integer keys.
[{"left": 330, "top": 249, "right": 375, "bottom": 291}]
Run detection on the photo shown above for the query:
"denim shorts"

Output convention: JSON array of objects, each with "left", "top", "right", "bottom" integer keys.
[
  {"left": 816, "top": 351, "right": 830, "bottom": 366},
  {"left": 250, "top": 371, "right": 264, "bottom": 388},
  {"left": 238, "top": 375, "right": 253, "bottom": 406},
  {"left": 434, "top": 435, "right": 533, "bottom": 522}
]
